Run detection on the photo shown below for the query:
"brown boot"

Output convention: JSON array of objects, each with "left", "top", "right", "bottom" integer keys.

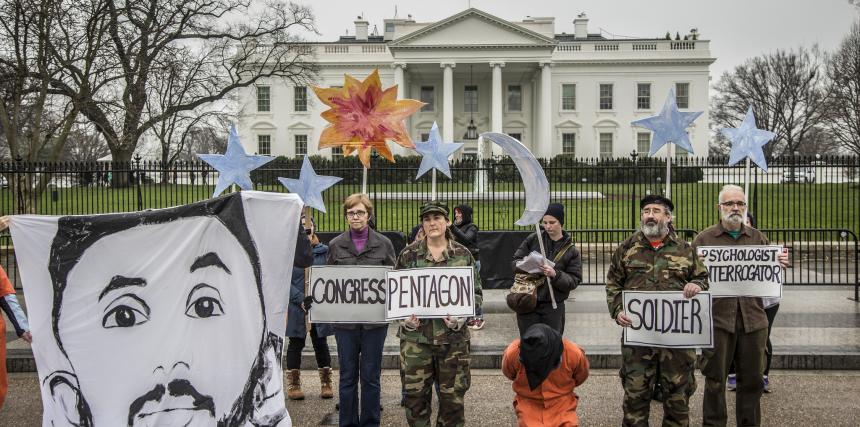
[
  {"left": 319, "top": 367, "right": 334, "bottom": 399},
  {"left": 287, "top": 369, "right": 304, "bottom": 400}
]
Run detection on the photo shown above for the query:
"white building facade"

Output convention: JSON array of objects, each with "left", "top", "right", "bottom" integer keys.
[{"left": 237, "top": 8, "right": 715, "bottom": 160}]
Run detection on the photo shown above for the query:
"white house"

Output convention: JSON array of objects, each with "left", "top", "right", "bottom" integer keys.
[{"left": 237, "top": 8, "right": 714, "bottom": 160}]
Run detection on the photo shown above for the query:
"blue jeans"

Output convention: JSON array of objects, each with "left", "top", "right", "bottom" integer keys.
[{"left": 334, "top": 325, "right": 388, "bottom": 427}]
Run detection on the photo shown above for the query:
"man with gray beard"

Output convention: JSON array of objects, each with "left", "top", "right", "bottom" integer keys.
[
  {"left": 693, "top": 185, "right": 789, "bottom": 427},
  {"left": 606, "top": 195, "right": 709, "bottom": 427}
]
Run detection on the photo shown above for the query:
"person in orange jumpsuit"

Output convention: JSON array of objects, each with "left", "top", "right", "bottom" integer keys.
[
  {"left": 502, "top": 323, "right": 589, "bottom": 427},
  {"left": 1, "top": 216, "right": 33, "bottom": 409}
]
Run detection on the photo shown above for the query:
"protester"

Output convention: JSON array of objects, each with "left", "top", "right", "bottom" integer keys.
[
  {"left": 326, "top": 194, "right": 396, "bottom": 427},
  {"left": 285, "top": 215, "right": 334, "bottom": 400},
  {"left": 450, "top": 205, "right": 484, "bottom": 330},
  {"left": 396, "top": 201, "right": 482, "bottom": 427},
  {"left": 502, "top": 323, "right": 589, "bottom": 427},
  {"left": 511, "top": 203, "right": 582, "bottom": 335},
  {"left": 605, "top": 195, "right": 709, "bottom": 426},
  {"left": 693, "top": 185, "right": 789, "bottom": 426},
  {"left": 0, "top": 216, "right": 33, "bottom": 410}
]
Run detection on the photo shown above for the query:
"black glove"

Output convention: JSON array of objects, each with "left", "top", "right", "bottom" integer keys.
[{"left": 302, "top": 296, "right": 313, "bottom": 312}]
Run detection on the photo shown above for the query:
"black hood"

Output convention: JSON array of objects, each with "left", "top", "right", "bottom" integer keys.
[{"left": 455, "top": 204, "right": 474, "bottom": 225}]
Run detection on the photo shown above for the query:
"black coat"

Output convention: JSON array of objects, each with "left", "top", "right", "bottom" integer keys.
[
  {"left": 512, "top": 230, "right": 583, "bottom": 304},
  {"left": 451, "top": 204, "right": 479, "bottom": 257}
]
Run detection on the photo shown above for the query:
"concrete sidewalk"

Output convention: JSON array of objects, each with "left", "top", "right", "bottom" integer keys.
[{"left": 6, "top": 285, "right": 860, "bottom": 371}]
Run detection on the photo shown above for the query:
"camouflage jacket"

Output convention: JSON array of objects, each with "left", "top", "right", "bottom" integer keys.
[
  {"left": 605, "top": 230, "right": 709, "bottom": 320},
  {"left": 395, "top": 239, "right": 483, "bottom": 345}
]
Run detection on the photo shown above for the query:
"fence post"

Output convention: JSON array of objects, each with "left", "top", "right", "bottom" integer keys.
[
  {"left": 14, "top": 155, "right": 24, "bottom": 214},
  {"left": 134, "top": 155, "right": 143, "bottom": 211}
]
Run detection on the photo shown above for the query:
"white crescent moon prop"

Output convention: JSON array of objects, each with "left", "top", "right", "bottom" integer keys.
[{"left": 480, "top": 132, "right": 550, "bottom": 226}]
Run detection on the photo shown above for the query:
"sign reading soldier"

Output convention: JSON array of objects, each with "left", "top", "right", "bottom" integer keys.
[
  {"left": 386, "top": 267, "right": 475, "bottom": 320},
  {"left": 697, "top": 245, "right": 784, "bottom": 297},
  {"left": 623, "top": 291, "right": 714, "bottom": 348},
  {"left": 307, "top": 265, "right": 392, "bottom": 323}
]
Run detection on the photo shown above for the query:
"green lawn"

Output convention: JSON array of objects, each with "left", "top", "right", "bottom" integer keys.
[{"left": 2, "top": 182, "right": 857, "bottom": 238}]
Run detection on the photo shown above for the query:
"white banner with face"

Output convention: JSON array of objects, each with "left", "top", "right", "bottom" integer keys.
[
  {"left": 697, "top": 245, "right": 784, "bottom": 297},
  {"left": 385, "top": 267, "right": 476, "bottom": 320},
  {"left": 9, "top": 191, "right": 300, "bottom": 427},
  {"left": 622, "top": 291, "right": 714, "bottom": 349},
  {"left": 307, "top": 265, "right": 391, "bottom": 323}
]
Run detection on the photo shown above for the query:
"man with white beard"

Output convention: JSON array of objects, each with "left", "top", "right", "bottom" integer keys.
[{"left": 693, "top": 185, "right": 789, "bottom": 427}]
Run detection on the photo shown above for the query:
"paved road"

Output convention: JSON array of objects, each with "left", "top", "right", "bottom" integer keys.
[{"left": 3, "top": 369, "right": 860, "bottom": 426}]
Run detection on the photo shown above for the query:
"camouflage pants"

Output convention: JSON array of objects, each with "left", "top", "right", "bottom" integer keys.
[
  {"left": 400, "top": 339, "right": 471, "bottom": 427},
  {"left": 620, "top": 345, "right": 697, "bottom": 427}
]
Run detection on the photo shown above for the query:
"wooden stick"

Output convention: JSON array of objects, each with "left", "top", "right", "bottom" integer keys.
[
  {"left": 744, "top": 157, "right": 751, "bottom": 197},
  {"left": 665, "top": 144, "right": 673, "bottom": 199},
  {"left": 534, "top": 222, "right": 557, "bottom": 309},
  {"left": 362, "top": 166, "right": 368, "bottom": 195},
  {"left": 431, "top": 169, "right": 437, "bottom": 201}
]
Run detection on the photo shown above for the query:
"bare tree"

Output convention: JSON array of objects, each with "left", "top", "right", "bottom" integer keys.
[
  {"left": 45, "top": 0, "right": 318, "bottom": 186},
  {"left": 711, "top": 46, "right": 832, "bottom": 158},
  {"left": 825, "top": 19, "right": 860, "bottom": 156}
]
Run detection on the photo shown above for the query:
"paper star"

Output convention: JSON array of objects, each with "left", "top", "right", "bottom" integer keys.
[
  {"left": 721, "top": 106, "right": 776, "bottom": 172},
  {"left": 414, "top": 122, "right": 464, "bottom": 179},
  {"left": 197, "top": 125, "right": 274, "bottom": 197},
  {"left": 277, "top": 156, "right": 342, "bottom": 213},
  {"left": 632, "top": 89, "right": 703, "bottom": 155},
  {"left": 312, "top": 70, "right": 424, "bottom": 168}
]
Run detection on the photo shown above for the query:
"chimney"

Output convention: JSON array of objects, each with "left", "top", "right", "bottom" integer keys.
[
  {"left": 355, "top": 16, "right": 369, "bottom": 41},
  {"left": 574, "top": 12, "right": 588, "bottom": 38}
]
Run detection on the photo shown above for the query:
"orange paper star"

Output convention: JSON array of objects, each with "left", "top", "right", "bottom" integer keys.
[{"left": 313, "top": 70, "right": 424, "bottom": 168}]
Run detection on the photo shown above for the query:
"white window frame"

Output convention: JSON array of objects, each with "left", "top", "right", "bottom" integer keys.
[
  {"left": 507, "top": 84, "right": 522, "bottom": 112},
  {"left": 257, "top": 86, "right": 271, "bottom": 113},
  {"left": 420, "top": 85, "right": 435, "bottom": 112},
  {"left": 599, "top": 132, "right": 614, "bottom": 158},
  {"left": 636, "top": 82, "right": 651, "bottom": 110},
  {"left": 561, "top": 83, "right": 576, "bottom": 111},
  {"left": 675, "top": 82, "right": 691, "bottom": 109},
  {"left": 257, "top": 134, "right": 271, "bottom": 155},
  {"left": 598, "top": 83, "right": 614, "bottom": 110},
  {"left": 294, "top": 86, "right": 308, "bottom": 112},
  {"left": 294, "top": 134, "right": 308, "bottom": 157}
]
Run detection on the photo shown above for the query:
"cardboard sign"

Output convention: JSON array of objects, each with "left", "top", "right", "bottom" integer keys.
[
  {"left": 307, "top": 265, "right": 392, "bottom": 323},
  {"left": 622, "top": 291, "right": 713, "bottom": 348},
  {"left": 386, "top": 267, "right": 476, "bottom": 320},
  {"left": 697, "top": 245, "right": 784, "bottom": 297}
]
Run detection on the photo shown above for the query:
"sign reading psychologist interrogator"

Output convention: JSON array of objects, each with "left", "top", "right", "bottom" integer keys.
[
  {"left": 697, "top": 245, "right": 784, "bottom": 298},
  {"left": 307, "top": 265, "right": 391, "bottom": 323},
  {"left": 623, "top": 291, "right": 713, "bottom": 349},
  {"left": 386, "top": 267, "right": 475, "bottom": 320}
]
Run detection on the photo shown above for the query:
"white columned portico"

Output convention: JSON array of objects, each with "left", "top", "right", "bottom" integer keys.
[
  {"left": 393, "top": 62, "right": 406, "bottom": 99},
  {"left": 490, "top": 61, "right": 505, "bottom": 133},
  {"left": 539, "top": 60, "right": 553, "bottom": 159},
  {"left": 441, "top": 62, "right": 456, "bottom": 143}
]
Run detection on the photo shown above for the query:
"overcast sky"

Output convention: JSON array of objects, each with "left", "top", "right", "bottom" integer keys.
[{"left": 298, "top": 0, "right": 859, "bottom": 82}]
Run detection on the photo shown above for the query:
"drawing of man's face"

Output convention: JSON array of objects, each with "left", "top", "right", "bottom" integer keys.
[{"left": 57, "top": 217, "right": 264, "bottom": 426}]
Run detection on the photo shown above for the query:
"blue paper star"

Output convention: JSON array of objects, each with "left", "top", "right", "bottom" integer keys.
[
  {"left": 414, "top": 122, "right": 464, "bottom": 179},
  {"left": 632, "top": 89, "right": 703, "bottom": 156},
  {"left": 197, "top": 125, "right": 274, "bottom": 197},
  {"left": 721, "top": 106, "right": 776, "bottom": 172},
  {"left": 278, "top": 156, "right": 342, "bottom": 213}
]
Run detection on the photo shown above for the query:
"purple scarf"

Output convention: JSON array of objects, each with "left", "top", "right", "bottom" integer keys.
[{"left": 350, "top": 226, "right": 369, "bottom": 253}]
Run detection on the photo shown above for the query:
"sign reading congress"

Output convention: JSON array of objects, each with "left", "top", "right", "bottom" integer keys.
[
  {"left": 386, "top": 267, "right": 476, "bottom": 320},
  {"left": 307, "top": 265, "right": 392, "bottom": 323},
  {"left": 697, "top": 245, "right": 784, "bottom": 297},
  {"left": 623, "top": 291, "right": 713, "bottom": 348}
]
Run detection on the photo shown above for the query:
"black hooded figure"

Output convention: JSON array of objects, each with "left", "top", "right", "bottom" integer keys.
[{"left": 451, "top": 204, "right": 484, "bottom": 328}]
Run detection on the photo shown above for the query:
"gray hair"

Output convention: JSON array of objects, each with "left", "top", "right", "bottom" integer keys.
[{"left": 718, "top": 184, "right": 747, "bottom": 203}]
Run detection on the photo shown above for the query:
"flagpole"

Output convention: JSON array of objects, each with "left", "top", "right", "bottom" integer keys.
[
  {"left": 744, "top": 157, "right": 752, "bottom": 197},
  {"left": 665, "top": 144, "right": 673, "bottom": 199},
  {"left": 534, "top": 222, "right": 558, "bottom": 310}
]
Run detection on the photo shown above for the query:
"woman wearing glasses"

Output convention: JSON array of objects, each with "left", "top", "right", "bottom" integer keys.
[{"left": 326, "top": 193, "right": 396, "bottom": 427}]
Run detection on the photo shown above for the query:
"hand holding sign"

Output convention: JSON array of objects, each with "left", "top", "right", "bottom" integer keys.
[{"left": 683, "top": 283, "right": 702, "bottom": 298}]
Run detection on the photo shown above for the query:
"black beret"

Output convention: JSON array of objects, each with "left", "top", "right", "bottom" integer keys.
[{"left": 640, "top": 195, "right": 674, "bottom": 212}]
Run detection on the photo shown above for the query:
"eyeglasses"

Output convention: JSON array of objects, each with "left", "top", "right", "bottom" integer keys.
[
  {"left": 641, "top": 208, "right": 667, "bottom": 215},
  {"left": 345, "top": 210, "right": 368, "bottom": 218},
  {"left": 719, "top": 201, "right": 747, "bottom": 208}
]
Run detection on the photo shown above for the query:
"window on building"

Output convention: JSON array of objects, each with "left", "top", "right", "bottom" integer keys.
[
  {"left": 257, "top": 134, "right": 271, "bottom": 155},
  {"left": 637, "top": 132, "right": 651, "bottom": 155},
  {"left": 331, "top": 147, "right": 343, "bottom": 157},
  {"left": 637, "top": 83, "right": 651, "bottom": 110},
  {"left": 599, "top": 84, "right": 613, "bottom": 110},
  {"left": 675, "top": 82, "right": 690, "bottom": 108},
  {"left": 420, "top": 133, "right": 430, "bottom": 142},
  {"left": 385, "top": 22, "right": 395, "bottom": 32},
  {"left": 562, "top": 133, "right": 576, "bottom": 155},
  {"left": 599, "top": 132, "right": 613, "bottom": 158},
  {"left": 420, "top": 86, "right": 435, "bottom": 112},
  {"left": 257, "top": 86, "right": 270, "bottom": 112},
  {"left": 507, "top": 132, "right": 522, "bottom": 142},
  {"left": 294, "top": 134, "right": 307, "bottom": 156},
  {"left": 294, "top": 86, "right": 307, "bottom": 112},
  {"left": 562, "top": 84, "right": 576, "bottom": 110},
  {"left": 464, "top": 85, "right": 478, "bottom": 113},
  {"left": 507, "top": 85, "right": 522, "bottom": 111}
]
